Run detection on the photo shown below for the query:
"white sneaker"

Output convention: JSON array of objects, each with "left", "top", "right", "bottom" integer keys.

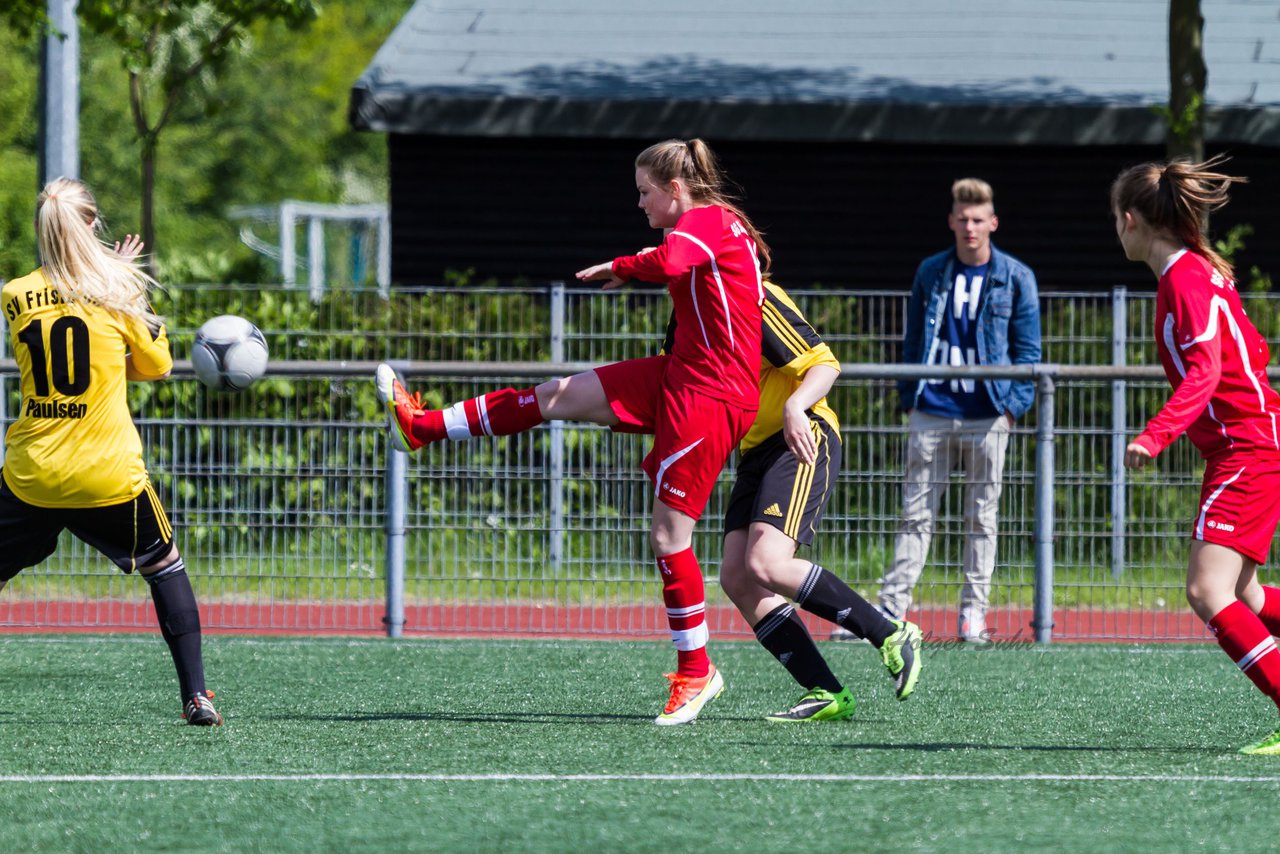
[{"left": 959, "top": 609, "right": 990, "bottom": 645}]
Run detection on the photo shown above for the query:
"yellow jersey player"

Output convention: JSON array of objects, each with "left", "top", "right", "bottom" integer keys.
[
  {"left": 0, "top": 178, "right": 221, "bottom": 726},
  {"left": 707, "top": 281, "right": 924, "bottom": 719}
]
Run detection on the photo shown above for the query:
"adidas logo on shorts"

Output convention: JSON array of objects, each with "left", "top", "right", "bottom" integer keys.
[{"left": 763, "top": 503, "right": 783, "bottom": 518}]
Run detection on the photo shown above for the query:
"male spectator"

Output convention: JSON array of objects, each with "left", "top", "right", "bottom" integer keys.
[{"left": 873, "top": 178, "right": 1041, "bottom": 643}]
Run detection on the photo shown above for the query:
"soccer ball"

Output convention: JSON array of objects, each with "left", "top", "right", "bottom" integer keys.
[{"left": 191, "top": 315, "right": 269, "bottom": 391}]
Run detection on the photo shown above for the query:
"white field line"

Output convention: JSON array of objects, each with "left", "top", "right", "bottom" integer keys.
[
  {"left": 1, "top": 772, "right": 1279, "bottom": 784},
  {"left": 0, "top": 635, "right": 1223, "bottom": 654}
]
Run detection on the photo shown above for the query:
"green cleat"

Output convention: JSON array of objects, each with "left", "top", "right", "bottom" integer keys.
[
  {"left": 1239, "top": 727, "right": 1280, "bottom": 756},
  {"left": 766, "top": 687, "right": 855, "bottom": 722},
  {"left": 879, "top": 619, "right": 923, "bottom": 701}
]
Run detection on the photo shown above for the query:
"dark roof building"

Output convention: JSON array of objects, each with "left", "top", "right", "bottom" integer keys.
[{"left": 352, "top": 0, "right": 1280, "bottom": 289}]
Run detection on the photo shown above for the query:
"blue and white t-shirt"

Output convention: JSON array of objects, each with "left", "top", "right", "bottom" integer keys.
[{"left": 917, "top": 263, "right": 999, "bottom": 419}]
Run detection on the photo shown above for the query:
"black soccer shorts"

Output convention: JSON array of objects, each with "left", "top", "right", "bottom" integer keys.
[
  {"left": 0, "top": 471, "right": 174, "bottom": 581},
  {"left": 723, "top": 418, "right": 841, "bottom": 545}
]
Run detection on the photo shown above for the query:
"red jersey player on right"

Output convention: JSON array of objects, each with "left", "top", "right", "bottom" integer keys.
[{"left": 1113, "top": 156, "right": 1280, "bottom": 755}]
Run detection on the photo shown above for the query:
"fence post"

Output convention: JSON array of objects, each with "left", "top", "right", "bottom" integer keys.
[
  {"left": 1033, "top": 369, "right": 1057, "bottom": 644},
  {"left": 384, "top": 427, "right": 408, "bottom": 638},
  {"left": 307, "top": 216, "right": 325, "bottom": 303},
  {"left": 1111, "top": 287, "right": 1128, "bottom": 578},
  {"left": 280, "top": 201, "right": 297, "bottom": 286},
  {"left": 548, "top": 281, "right": 566, "bottom": 576},
  {"left": 376, "top": 207, "right": 391, "bottom": 299}
]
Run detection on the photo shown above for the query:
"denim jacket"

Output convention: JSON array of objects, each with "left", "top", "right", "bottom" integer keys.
[{"left": 897, "top": 243, "right": 1042, "bottom": 419}]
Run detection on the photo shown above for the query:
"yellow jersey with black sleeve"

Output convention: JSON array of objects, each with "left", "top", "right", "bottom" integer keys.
[
  {"left": 742, "top": 281, "right": 841, "bottom": 453},
  {"left": 659, "top": 280, "right": 841, "bottom": 454},
  {"left": 2, "top": 268, "right": 171, "bottom": 508}
]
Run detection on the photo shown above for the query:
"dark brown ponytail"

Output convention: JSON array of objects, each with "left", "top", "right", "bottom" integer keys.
[{"left": 1110, "top": 154, "right": 1245, "bottom": 280}]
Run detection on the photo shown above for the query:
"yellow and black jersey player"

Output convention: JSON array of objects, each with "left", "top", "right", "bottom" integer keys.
[
  {"left": 0, "top": 178, "right": 222, "bottom": 726},
  {"left": 3, "top": 265, "right": 170, "bottom": 508},
  {"left": 665, "top": 280, "right": 924, "bottom": 721}
]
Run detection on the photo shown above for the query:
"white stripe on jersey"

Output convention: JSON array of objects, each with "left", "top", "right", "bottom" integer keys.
[
  {"left": 747, "top": 239, "right": 764, "bottom": 306},
  {"left": 1184, "top": 295, "right": 1270, "bottom": 413},
  {"left": 1195, "top": 465, "right": 1246, "bottom": 541},
  {"left": 670, "top": 229, "right": 733, "bottom": 352},
  {"left": 687, "top": 270, "right": 709, "bottom": 348},
  {"left": 1161, "top": 248, "right": 1188, "bottom": 276},
  {"left": 1164, "top": 314, "right": 1231, "bottom": 447}
]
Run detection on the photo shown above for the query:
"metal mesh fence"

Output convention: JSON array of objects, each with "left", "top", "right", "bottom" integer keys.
[{"left": 0, "top": 284, "right": 1273, "bottom": 641}]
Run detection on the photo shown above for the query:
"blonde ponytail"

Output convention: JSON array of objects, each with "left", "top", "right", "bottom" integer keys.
[{"left": 36, "top": 178, "right": 161, "bottom": 327}]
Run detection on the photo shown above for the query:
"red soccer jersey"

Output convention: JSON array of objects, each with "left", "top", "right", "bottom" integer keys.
[
  {"left": 611, "top": 205, "right": 764, "bottom": 408},
  {"left": 1134, "top": 250, "right": 1280, "bottom": 459}
]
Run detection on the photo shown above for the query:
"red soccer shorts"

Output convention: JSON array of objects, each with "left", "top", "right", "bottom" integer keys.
[
  {"left": 1194, "top": 450, "right": 1280, "bottom": 564},
  {"left": 594, "top": 355, "right": 755, "bottom": 520}
]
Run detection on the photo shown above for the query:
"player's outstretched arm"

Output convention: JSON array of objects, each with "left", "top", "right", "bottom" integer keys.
[{"left": 576, "top": 261, "right": 625, "bottom": 290}]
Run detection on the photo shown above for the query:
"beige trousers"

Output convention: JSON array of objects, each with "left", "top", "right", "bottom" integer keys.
[{"left": 878, "top": 409, "right": 1011, "bottom": 620}]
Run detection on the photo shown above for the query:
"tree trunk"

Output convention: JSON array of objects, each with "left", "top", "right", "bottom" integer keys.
[
  {"left": 1168, "top": 0, "right": 1206, "bottom": 162},
  {"left": 140, "top": 135, "right": 157, "bottom": 278}
]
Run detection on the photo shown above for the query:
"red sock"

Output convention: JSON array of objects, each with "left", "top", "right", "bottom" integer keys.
[
  {"left": 411, "top": 409, "right": 446, "bottom": 445},
  {"left": 657, "top": 548, "right": 710, "bottom": 678},
  {"left": 1208, "top": 600, "right": 1280, "bottom": 712},
  {"left": 1256, "top": 586, "right": 1280, "bottom": 635},
  {"left": 434, "top": 387, "right": 544, "bottom": 441}
]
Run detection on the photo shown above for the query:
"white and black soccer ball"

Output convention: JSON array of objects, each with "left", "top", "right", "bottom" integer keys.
[{"left": 191, "top": 315, "right": 269, "bottom": 391}]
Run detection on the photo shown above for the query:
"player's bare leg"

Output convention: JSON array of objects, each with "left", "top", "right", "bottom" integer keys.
[
  {"left": 376, "top": 364, "right": 617, "bottom": 452},
  {"left": 1187, "top": 542, "right": 1280, "bottom": 754}
]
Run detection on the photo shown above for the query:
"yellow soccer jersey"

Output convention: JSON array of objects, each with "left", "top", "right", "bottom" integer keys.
[
  {"left": 2, "top": 268, "right": 171, "bottom": 507},
  {"left": 740, "top": 281, "right": 841, "bottom": 453},
  {"left": 658, "top": 281, "right": 841, "bottom": 454}
]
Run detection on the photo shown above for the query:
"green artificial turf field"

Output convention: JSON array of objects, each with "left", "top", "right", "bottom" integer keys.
[{"left": 1, "top": 635, "right": 1278, "bottom": 852}]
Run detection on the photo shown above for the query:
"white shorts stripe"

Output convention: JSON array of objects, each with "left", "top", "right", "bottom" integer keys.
[
  {"left": 1195, "top": 465, "right": 1246, "bottom": 540},
  {"left": 654, "top": 438, "right": 704, "bottom": 499}
]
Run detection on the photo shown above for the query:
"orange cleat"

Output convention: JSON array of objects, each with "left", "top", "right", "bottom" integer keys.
[
  {"left": 375, "top": 363, "right": 427, "bottom": 452},
  {"left": 654, "top": 664, "right": 724, "bottom": 726}
]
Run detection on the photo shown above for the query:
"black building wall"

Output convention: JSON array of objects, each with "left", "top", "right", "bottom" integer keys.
[{"left": 389, "top": 135, "right": 1280, "bottom": 292}]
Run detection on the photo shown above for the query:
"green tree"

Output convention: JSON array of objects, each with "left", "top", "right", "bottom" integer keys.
[
  {"left": 0, "top": 1, "right": 51, "bottom": 37},
  {"left": 76, "top": 0, "right": 319, "bottom": 272},
  {"left": 2, "top": 1, "right": 410, "bottom": 282},
  {"left": 0, "top": 27, "right": 39, "bottom": 274}
]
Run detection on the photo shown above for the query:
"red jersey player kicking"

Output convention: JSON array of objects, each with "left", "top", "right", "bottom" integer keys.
[
  {"left": 376, "top": 139, "right": 765, "bottom": 725},
  {"left": 1113, "top": 156, "right": 1280, "bottom": 755}
]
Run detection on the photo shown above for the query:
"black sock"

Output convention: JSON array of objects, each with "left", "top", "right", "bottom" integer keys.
[
  {"left": 753, "top": 604, "right": 842, "bottom": 693},
  {"left": 145, "top": 560, "right": 207, "bottom": 702},
  {"left": 795, "top": 563, "right": 896, "bottom": 647}
]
